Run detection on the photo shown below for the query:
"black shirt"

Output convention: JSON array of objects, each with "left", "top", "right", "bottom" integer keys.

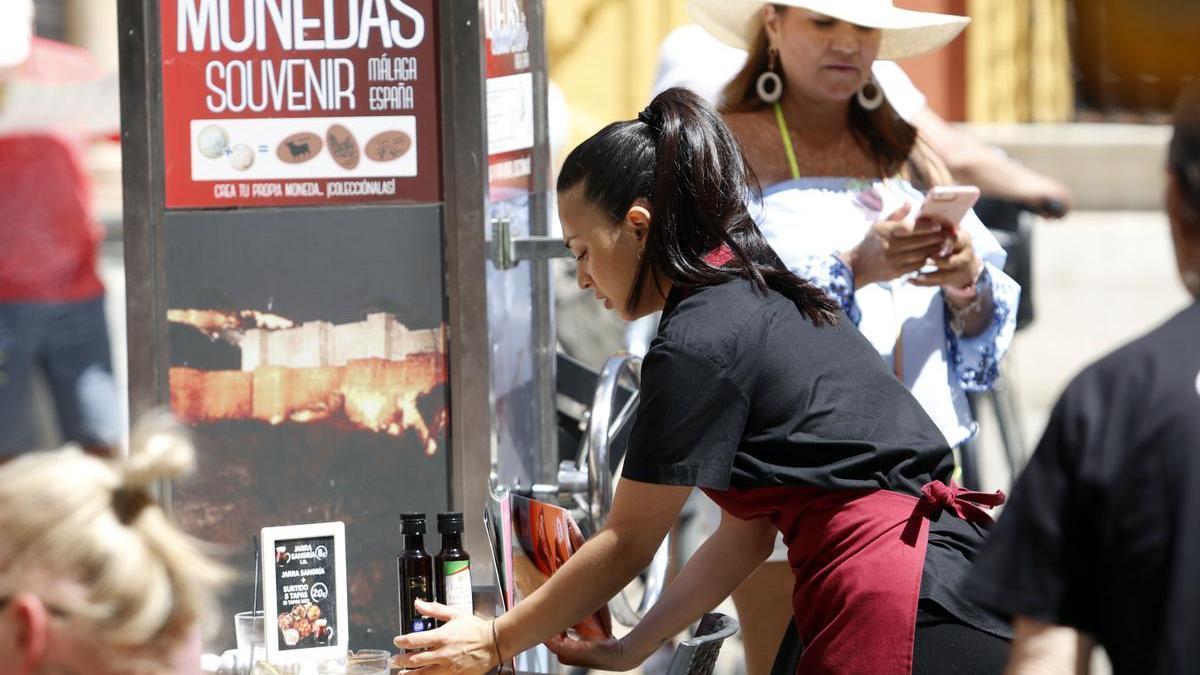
[
  {"left": 623, "top": 278, "right": 954, "bottom": 494},
  {"left": 964, "top": 301, "right": 1200, "bottom": 674},
  {"left": 623, "top": 278, "right": 1010, "bottom": 638}
]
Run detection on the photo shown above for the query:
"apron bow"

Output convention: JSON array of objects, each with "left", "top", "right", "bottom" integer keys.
[{"left": 902, "top": 480, "right": 1005, "bottom": 545}]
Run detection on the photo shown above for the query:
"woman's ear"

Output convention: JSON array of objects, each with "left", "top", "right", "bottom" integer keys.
[
  {"left": 10, "top": 593, "right": 50, "bottom": 672},
  {"left": 762, "top": 4, "right": 783, "bottom": 47},
  {"left": 624, "top": 203, "right": 652, "bottom": 242}
]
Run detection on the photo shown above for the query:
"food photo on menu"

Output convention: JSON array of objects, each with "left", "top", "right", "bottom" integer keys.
[
  {"left": 509, "top": 495, "right": 612, "bottom": 641},
  {"left": 273, "top": 538, "right": 338, "bottom": 650}
]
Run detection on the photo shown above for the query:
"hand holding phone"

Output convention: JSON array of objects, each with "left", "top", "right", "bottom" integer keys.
[
  {"left": 908, "top": 186, "right": 985, "bottom": 289},
  {"left": 911, "top": 185, "right": 980, "bottom": 261},
  {"left": 913, "top": 185, "right": 980, "bottom": 233}
]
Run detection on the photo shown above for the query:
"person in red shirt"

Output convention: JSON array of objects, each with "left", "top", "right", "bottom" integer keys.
[{"left": 0, "top": 0, "right": 119, "bottom": 458}]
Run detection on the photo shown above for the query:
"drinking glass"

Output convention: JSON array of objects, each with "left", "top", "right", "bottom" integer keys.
[
  {"left": 317, "top": 649, "right": 392, "bottom": 675},
  {"left": 234, "top": 610, "right": 266, "bottom": 666}
]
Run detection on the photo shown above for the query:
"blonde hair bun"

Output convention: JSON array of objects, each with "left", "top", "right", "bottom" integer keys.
[
  {"left": 122, "top": 411, "right": 196, "bottom": 490},
  {"left": 0, "top": 411, "right": 228, "bottom": 669}
]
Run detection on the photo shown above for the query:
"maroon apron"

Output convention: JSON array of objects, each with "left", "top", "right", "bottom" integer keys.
[
  {"left": 692, "top": 245, "right": 1004, "bottom": 671},
  {"left": 704, "top": 482, "right": 1003, "bottom": 674}
]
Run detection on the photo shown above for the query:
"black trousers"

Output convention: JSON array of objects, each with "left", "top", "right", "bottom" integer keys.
[{"left": 769, "top": 602, "right": 1011, "bottom": 674}]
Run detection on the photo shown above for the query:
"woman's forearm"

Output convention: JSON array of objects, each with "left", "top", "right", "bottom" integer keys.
[
  {"left": 1005, "top": 617, "right": 1095, "bottom": 675},
  {"left": 496, "top": 527, "right": 650, "bottom": 657},
  {"left": 620, "top": 515, "right": 776, "bottom": 662},
  {"left": 494, "top": 481, "right": 691, "bottom": 660}
]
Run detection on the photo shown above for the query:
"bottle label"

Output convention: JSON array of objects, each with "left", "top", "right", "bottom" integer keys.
[
  {"left": 442, "top": 560, "right": 474, "bottom": 614},
  {"left": 403, "top": 574, "right": 436, "bottom": 634}
]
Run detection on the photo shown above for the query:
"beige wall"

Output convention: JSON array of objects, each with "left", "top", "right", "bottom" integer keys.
[{"left": 548, "top": 0, "right": 690, "bottom": 151}]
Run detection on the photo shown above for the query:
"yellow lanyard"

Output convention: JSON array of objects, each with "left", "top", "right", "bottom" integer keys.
[
  {"left": 773, "top": 101, "right": 898, "bottom": 185},
  {"left": 773, "top": 102, "right": 802, "bottom": 181}
]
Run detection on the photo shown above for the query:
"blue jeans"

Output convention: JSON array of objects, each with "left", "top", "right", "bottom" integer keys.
[{"left": 0, "top": 297, "right": 120, "bottom": 455}]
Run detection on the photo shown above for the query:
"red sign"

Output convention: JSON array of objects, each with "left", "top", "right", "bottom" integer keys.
[
  {"left": 160, "top": 0, "right": 440, "bottom": 208},
  {"left": 484, "top": 0, "right": 533, "bottom": 202}
]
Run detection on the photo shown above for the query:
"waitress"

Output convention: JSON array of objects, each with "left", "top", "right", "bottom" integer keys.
[{"left": 394, "top": 88, "right": 1008, "bottom": 674}]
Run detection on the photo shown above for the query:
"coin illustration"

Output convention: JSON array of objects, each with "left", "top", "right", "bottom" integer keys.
[
  {"left": 277, "top": 132, "right": 323, "bottom": 164},
  {"left": 197, "top": 125, "right": 229, "bottom": 159},
  {"left": 326, "top": 124, "right": 360, "bottom": 170},
  {"left": 364, "top": 130, "right": 413, "bottom": 162},
  {"left": 229, "top": 143, "right": 255, "bottom": 171}
]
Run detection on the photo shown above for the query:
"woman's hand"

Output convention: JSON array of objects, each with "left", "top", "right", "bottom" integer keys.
[
  {"left": 911, "top": 223, "right": 983, "bottom": 295},
  {"left": 547, "top": 511, "right": 777, "bottom": 675},
  {"left": 393, "top": 600, "right": 498, "bottom": 675},
  {"left": 843, "top": 203, "right": 949, "bottom": 288},
  {"left": 546, "top": 633, "right": 642, "bottom": 671}
]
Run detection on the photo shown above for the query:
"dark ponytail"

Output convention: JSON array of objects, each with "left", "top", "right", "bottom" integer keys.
[{"left": 557, "top": 87, "right": 839, "bottom": 326}]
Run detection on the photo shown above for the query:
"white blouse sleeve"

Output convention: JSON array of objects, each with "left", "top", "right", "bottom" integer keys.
[
  {"left": 791, "top": 254, "right": 861, "bottom": 325},
  {"left": 944, "top": 210, "right": 1022, "bottom": 391}
]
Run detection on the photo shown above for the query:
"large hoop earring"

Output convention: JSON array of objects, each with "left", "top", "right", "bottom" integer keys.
[
  {"left": 857, "top": 75, "right": 885, "bottom": 111},
  {"left": 756, "top": 48, "right": 783, "bottom": 104}
]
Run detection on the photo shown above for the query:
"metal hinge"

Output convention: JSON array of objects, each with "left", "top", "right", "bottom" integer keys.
[{"left": 490, "top": 217, "right": 573, "bottom": 270}]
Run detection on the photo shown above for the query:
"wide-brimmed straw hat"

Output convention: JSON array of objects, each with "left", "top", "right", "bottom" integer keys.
[{"left": 688, "top": 0, "right": 970, "bottom": 60}]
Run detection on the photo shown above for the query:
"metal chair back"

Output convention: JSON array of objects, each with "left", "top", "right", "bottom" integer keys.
[{"left": 665, "top": 613, "right": 740, "bottom": 675}]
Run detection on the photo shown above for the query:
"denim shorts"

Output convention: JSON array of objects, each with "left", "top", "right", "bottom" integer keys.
[{"left": 0, "top": 297, "right": 120, "bottom": 455}]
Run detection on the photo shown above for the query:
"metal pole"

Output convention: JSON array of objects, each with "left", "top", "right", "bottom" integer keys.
[
  {"left": 441, "top": 0, "right": 497, "bottom": 585},
  {"left": 117, "top": 0, "right": 172, "bottom": 508},
  {"left": 527, "top": 0, "right": 559, "bottom": 486}
]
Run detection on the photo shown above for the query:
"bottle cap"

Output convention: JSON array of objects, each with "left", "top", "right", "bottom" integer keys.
[
  {"left": 401, "top": 512, "right": 427, "bottom": 535},
  {"left": 437, "top": 512, "right": 464, "bottom": 533}
]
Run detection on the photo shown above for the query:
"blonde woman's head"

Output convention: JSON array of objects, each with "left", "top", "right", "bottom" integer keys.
[{"left": 0, "top": 413, "right": 227, "bottom": 674}]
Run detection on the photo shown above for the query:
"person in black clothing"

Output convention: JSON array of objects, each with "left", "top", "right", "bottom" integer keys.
[
  {"left": 962, "top": 81, "right": 1200, "bottom": 675},
  {"left": 394, "top": 87, "right": 1008, "bottom": 674}
]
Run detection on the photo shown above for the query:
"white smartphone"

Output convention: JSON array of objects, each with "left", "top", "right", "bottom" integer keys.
[
  {"left": 906, "top": 185, "right": 980, "bottom": 279},
  {"left": 914, "top": 185, "right": 981, "bottom": 231}
]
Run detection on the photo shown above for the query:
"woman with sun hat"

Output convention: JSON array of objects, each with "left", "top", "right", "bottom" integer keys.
[{"left": 691, "top": 2, "right": 1021, "bottom": 668}]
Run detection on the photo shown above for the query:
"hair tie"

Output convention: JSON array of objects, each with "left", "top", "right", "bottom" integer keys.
[
  {"left": 637, "top": 106, "right": 658, "bottom": 131},
  {"left": 112, "top": 487, "right": 154, "bottom": 525}
]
